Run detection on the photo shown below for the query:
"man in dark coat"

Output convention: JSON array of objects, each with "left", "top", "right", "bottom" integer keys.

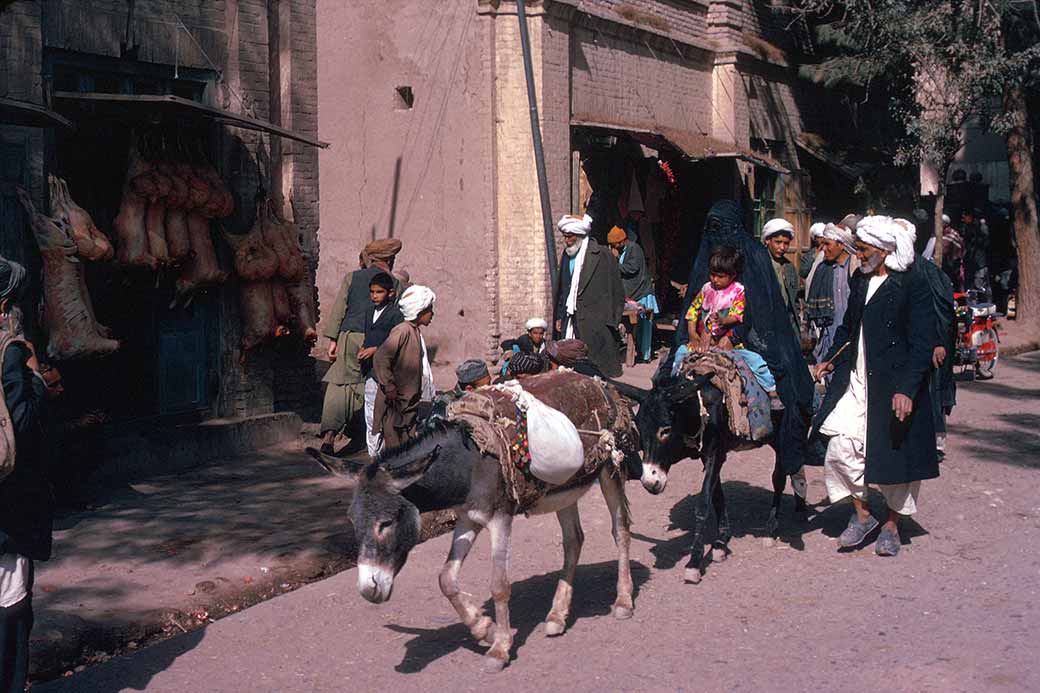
[
  {"left": 668, "top": 201, "right": 814, "bottom": 479},
  {"left": 813, "top": 216, "right": 940, "bottom": 557},
  {"left": 1, "top": 258, "right": 51, "bottom": 693},
  {"left": 553, "top": 214, "right": 625, "bottom": 378}
]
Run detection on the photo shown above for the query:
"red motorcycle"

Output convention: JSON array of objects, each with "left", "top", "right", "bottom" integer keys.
[{"left": 953, "top": 290, "right": 1000, "bottom": 380}]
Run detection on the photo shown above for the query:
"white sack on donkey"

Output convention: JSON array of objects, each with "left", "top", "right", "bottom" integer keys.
[{"left": 496, "top": 382, "right": 584, "bottom": 485}]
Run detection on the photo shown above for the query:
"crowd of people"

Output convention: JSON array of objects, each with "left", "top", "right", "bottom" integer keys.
[{"left": 0, "top": 193, "right": 989, "bottom": 687}]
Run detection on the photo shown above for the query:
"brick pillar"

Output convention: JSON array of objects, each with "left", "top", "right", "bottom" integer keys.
[{"left": 482, "top": 0, "right": 568, "bottom": 341}]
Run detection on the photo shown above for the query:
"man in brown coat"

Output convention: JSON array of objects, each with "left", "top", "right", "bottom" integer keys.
[{"left": 372, "top": 285, "right": 436, "bottom": 450}]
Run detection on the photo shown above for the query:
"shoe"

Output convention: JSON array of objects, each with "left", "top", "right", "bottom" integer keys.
[
  {"left": 875, "top": 527, "right": 901, "bottom": 556},
  {"left": 838, "top": 514, "right": 879, "bottom": 548}
]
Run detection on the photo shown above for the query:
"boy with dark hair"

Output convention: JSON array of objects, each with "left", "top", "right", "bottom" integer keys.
[{"left": 359, "top": 272, "right": 404, "bottom": 458}]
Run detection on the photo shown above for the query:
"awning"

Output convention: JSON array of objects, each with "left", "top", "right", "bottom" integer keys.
[
  {"left": 52, "top": 92, "right": 329, "bottom": 149},
  {"left": 795, "top": 133, "right": 869, "bottom": 180},
  {"left": 0, "top": 96, "right": 74, "bottom": 129},
  {"left": 571, "top": 116, "right": 788, "bottom": 174}
]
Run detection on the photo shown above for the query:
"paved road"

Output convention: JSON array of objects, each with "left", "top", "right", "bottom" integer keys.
[{"left": 40, "top": 353, "right": 1040, "bottom": 692}]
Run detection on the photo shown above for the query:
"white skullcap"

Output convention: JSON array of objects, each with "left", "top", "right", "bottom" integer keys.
[
  {"left": 762, "top": 217, "right": 795, "bottom": 240},
  {"left": 557, "top": 214, "right": 592, "bottom": 237},
  {"left": 809, "top": 222, "right": 826, "bottom": 239},
  {"left": 525, "top": 317, "right": 548, "bottom": 331},
  {"left": 941, "top": 214, "right": 951, "bottom": 225},
  {"left": 822, "top": 222, "right": 856, "bottom": 253},
  {"left": 398, "top": 284, "right": 436, "bottom": 321}
]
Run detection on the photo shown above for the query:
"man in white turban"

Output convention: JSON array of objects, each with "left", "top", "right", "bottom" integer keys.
[
  {"left": 372, "top": 285, "right": 436, "bottom": 449},
  {"left": 806, "top": 223, "right": 862, "bottom": 365},
  {"left": 812, "top": 216, "right": 939, "bottom": 557},
  {"left": 553, "top": 214, "right": 625, "bottom": 377},
  {"left": 761, "top": 217, "right": 800, "bottom": 335}
]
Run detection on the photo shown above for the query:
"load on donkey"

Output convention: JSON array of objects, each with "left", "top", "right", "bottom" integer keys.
[
  {"left": 632, "top": 200, "right": 815, "bottom": 584},
  {"left": 307, "top": 370, "right": 641, "bottom": 672}
]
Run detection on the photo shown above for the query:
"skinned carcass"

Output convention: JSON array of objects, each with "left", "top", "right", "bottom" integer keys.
[
  {"left": 48, "top": 175, "right": 114, "bottom": 261},
  {"left": 195, "top": 163, "right": 234, "bottom": 219},
  {"left": 261, "top": 198, "right": 306, "bottom": 281},
  {"left": 225, "top": 203, "right": 279, "bottom": 281},
  {"left": 271, "top": 282, "right": 293, "bottom": 333},
  {"left": 238, "top": 281, "right": 289, "bottom": 352},
  {"left": 16, "top": 188, "right": 119, "bottom": 360},
  {"left": 158, "top": 163, "right": 192, "bottom": 261},
  {"left": 113, "top": 134, "right": 158, "bottom": 269},
  {"left": 174, "top": 211, "right": 227, "bottom": 303},
  {"left": 285, "top": 279, "right": 318, "bottom": 344}
]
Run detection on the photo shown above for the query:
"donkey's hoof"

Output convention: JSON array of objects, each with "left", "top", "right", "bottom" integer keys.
[
  {"left": 711, "top": 547, "right": 728, "bottom": 563},
  {"left": 612, "top": 604, "right": 634, "bottom": 620},
  {"left": 482, "top": 653, "right": 509, "bottom": 673},
  {"left": 471, "top": 616, "right": 494, "bottom": 644},
  {"left": 683, "top": 567, "right": 703, "bottom": 584},
  {"left": 544, "top": 617, "right": 567, "bottom": 636}
]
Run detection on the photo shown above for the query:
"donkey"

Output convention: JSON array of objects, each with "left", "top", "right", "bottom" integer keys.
[
  {"left": 630, "top": 374, "right": 807, "bottom": 584},
  {"left": 306, "top": 418, "right": 634, "bottom": 672}
]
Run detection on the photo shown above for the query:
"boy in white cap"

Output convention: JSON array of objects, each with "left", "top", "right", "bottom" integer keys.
[{"left": 762, "top": 217, "right": 800, "bottom": 336}]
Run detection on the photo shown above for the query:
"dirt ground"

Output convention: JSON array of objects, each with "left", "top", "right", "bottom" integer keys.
[{"left": 37, "top": 351, "right": 1040, "bottom": 692}]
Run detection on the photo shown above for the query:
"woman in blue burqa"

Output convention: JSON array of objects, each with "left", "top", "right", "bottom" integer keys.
[{"left": 658, "top": 200, "right": 815, "bottom": 480}]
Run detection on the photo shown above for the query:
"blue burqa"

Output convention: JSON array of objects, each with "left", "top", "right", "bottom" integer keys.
[{"left": 661, "top": 200, "right": 814, "bottom": 474}]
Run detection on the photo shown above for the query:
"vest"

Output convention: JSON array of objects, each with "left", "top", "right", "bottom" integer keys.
[{"left": 339, "top": 267, "right": 381, "bottom": 334}]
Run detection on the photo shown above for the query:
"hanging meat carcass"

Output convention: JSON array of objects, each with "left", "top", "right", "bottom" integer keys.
[
  {"left": 271, "top": 282, "right": 293, "bottom": 333},
  {"left": 195, "top": 162, "right": 235, "bottom": 219},
  {"left": 47, "top": 175, "right": 114, "bottom": 261},
  {"left": 174, "top": 211, "right": 228, "bottom": 303},
  {"left": 238, "top": 281, "right": 281, "bottom": 351},
  {"left": 224, "top": 201, "right": 280, "bottom": 281},
  {"left": 285, "top": 279, "right": 318, "bottom": 344},
  {"left": 261, "top": 198, "right": 306, "bottom": 281},
  {"left": 16, "top": 188, "right": 120, "bottom": 360},
  {"left": 157, "top": 162, "right": 192, "bottom": 262},
  {"left": 113, "top": 134, "right": 158, "bottom": 269}
]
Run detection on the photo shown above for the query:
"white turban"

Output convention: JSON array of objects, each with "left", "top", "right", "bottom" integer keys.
[
  {"left": 557, "top": 214, "right": 592, "bottom": 237},
  {"left": 762, "top": 217, "right": 795, "bottom": 240},
  {"left": 822, "top": 222, "right": 856, "bottom": 254},
  {"left": 809, "top": 222, "right": 826, "bottom": 239},
  {"left": 398, "top": 284, "right": 436, "bottom": 321},
  {"left": 941, "top": 214, "right": 951, "bottom": 225},
  {"left": 856, "top": 215, "right": 915, "bottom": 272},
  {"left": 525, "top": 317, "right": 548, "bottom": 331}
]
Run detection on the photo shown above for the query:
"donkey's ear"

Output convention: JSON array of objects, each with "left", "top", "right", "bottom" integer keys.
[
  {"left": 305, "top": 447, "right": 367, "bottom": 480},
  {"left": 666, "top": 375, "right": 702, "bottom": 402},
  {"left": 387, "top": 444, "right": 441, "bottom": 492}
]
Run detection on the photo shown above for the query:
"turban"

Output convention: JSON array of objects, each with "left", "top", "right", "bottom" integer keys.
[
  {"left": 525, "top": 317, "right": 548, "bottom": 331},
  {"left": 607, "top": 226, "right": 627, "bottom": 244},
  {"left": 456, "top": 359, "right": 490, "bottom": 386},
  {"left": 839, "top": 214, "right": 862, "bottom": 231},
  {"left": 398, "top": 284, "right": 436, "bottom": 321},
  {"left": 508, "top": 352, "right": 546, "bottom": 377},
  {"left": 941, "top": 214, "right": 951, "bottom": 225},
  {"left": 761, "top": 218, "right": 795, "bottom": 240},
  {"left": 822, "top": 222, "right": 856, "bottom": 254},
  {"left": 856, "top": 215, "right": 913, "bottom": 272},
  {"left": 0, "top": 257, "right": 26, "bottom": 302},
  {"left": 809, "top": 222, "right": 826, "bottom": 239},
  {"left": 361, "top": 238, "right": 403, "bottom": 268},
  {"left": 557, "top": 214, "right": 592, "bottom": 237},
  {"left": 545, "top": 339, "right": 589, "bottom": 367}
]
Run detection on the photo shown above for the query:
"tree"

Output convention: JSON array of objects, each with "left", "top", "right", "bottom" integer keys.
[{"left": 789, "top": 1, "right": 1040, "bottom": 327}]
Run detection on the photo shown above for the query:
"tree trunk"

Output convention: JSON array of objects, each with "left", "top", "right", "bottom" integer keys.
[{"left": 1004, "top": 85, "right": 1040, "bottom": 328}]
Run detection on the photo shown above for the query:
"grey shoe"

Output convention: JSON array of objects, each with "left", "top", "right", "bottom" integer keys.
[
  {"left": 838, "top": 514, "right": 879, "bottom": 548},
  {"left": 875, "top": 527, "right": 901, "bottom": 556}
]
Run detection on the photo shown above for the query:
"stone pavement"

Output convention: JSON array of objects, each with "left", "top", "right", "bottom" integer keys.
[{"left": 36, "top": 352, "right": 1040, "bottom": 692}]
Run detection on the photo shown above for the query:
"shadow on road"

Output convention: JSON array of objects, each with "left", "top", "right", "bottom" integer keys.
[
  {"left": 948, "top": 413, "right": 1040, "bottom": 466},
  {"left": 385, "top": 559, "right": 651, "bottom": 673},
  {"left": 36, "top": 628, "right": 207, "bottom": 693}
]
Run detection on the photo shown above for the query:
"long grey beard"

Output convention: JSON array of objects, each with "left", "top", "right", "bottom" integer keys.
[
  {"left": 860, "top": 253, "right": 883, "bottom": 274},
  {"left": 564, "top": 243, "right": 581, "bottom": 257}
]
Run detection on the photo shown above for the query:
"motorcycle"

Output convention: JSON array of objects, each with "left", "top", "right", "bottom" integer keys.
[{"left": 953, "top": 289, "right": 1000, "bottom": 380}]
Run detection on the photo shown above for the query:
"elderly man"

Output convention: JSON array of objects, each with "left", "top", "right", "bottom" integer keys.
[
  {"left": 761, "top": 218, "right": 800, "bottom": 336},
  {"left": 320, "top": 239, "right": 403, "bottom": 453},
  {"left": 554, "top": 214, "right": 625, "bottom": 378},
  {"left": 373, "top": 285, "right": 436, "bottom": 450},
  {"left": 608, "top": 225, "right": 658, "bottom": 363},
  {"left": 801, "top": 222, "right": 827, "bottom": 283},
  {"left": 813, "top": 216, "right": 940, "bottom": 557},
  {"left": 806, "top": 223, "right": 860, "bottom": 365}
]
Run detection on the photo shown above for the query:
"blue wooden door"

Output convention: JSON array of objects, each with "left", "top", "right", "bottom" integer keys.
[{"left": 156, "top": 300, "right": 212, "bottom": 416}]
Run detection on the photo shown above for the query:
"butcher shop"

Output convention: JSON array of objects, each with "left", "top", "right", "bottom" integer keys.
[{"left": 1, "top": 2, "right": 323, "bottom": 465}]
